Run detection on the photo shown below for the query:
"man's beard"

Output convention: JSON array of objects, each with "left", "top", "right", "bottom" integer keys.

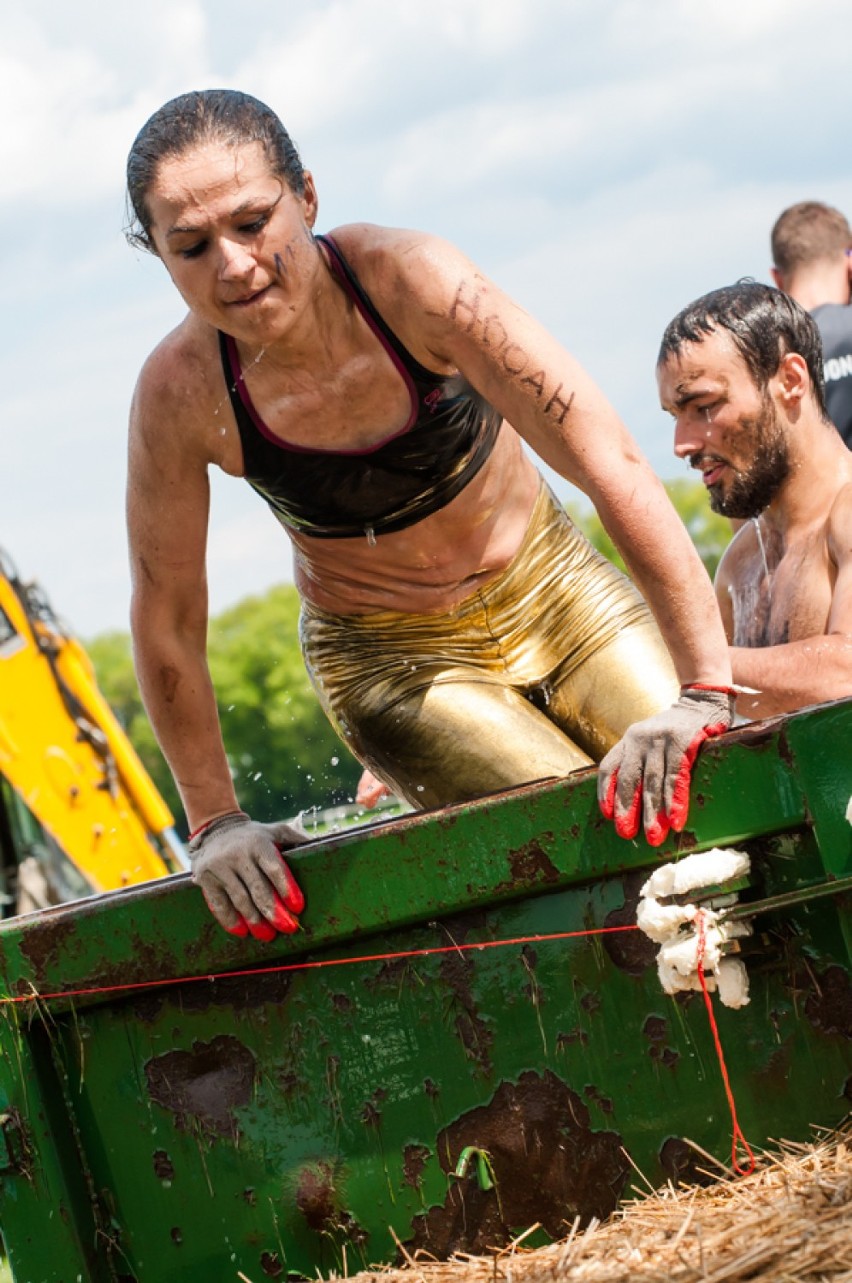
[{"left": 696, "top": 397, "right": 791, "bottom": 519}]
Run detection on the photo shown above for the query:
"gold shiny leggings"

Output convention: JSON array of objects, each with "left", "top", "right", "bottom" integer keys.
[{"left": 300, "top": 484, "right": 678, "bottom": 809}]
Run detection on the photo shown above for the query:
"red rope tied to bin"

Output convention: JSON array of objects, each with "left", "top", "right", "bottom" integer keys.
[
  {"left": 695, "top": 909, "right": 756, "bottom": 1176},
  {"left": 0, "top": 914, "right": 755, "bottom": 1176}
]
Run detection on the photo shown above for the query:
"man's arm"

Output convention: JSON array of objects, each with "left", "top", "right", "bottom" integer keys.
[{"left": 730, "top": 492, "right": 852, "bottom": 719}]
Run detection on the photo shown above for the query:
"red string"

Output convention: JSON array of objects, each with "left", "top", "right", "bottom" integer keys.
[
  {"left": 1, "top": 915, "right": 757, "bottom": 1180},
  {"left": 0, "top": 923, "right": 639, "bottom": 1007},
  {"left": 695, "top": 910, "right": 756, "bottom": 1176}
]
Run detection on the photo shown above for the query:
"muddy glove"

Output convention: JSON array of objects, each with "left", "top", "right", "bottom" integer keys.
[
  {"left": 597, "top": 685, "right": 735, "bottom": 847},
  {"left": 188, "top": 811, "right": 306, "bottom": 941}
]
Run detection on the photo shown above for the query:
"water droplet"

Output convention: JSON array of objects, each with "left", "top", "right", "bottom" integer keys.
[
  {"left": 330, "top": 755, "right": 339, "bottom": 766},
  {"left": 365, "top": 526, "right": 377, "bottom": 547}
]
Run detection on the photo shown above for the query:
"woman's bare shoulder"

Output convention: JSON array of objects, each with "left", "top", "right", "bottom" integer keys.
[
  {"left": 135, "top": 316, "right": 217, "bottom": 408},
  {"left": 323, "top": 223, "right": 470, "bottom": 292},
  {"left": 322, "top": 222, "right": 479, "bottom": 366},
  {"left": 130, "top": 315, "right": 230, "bottom": 469}
]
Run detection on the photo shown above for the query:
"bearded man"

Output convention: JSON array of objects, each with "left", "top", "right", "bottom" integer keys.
[{"left": 657, "top": 280, "right": 852, "bottom": 721}]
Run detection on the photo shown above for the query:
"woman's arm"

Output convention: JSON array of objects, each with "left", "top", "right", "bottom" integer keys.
[
  {"left": 409, "top": 236, "right": 730, "bottom": 686},
  {"left": 370, "top": 231, "right": 734, "bottom": 841},
  {"left": 127, "top": 352, "right": 237, "bottom": 828},
  {"left": 127, "top": 342, "right": 304, "bottom": 937}
]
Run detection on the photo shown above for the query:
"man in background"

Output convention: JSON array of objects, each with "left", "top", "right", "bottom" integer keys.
[
  {"left": 771, "top": 201, "right": 852, "bottom": 446},
  {"left": 659, "top": 280, "right": 852, "bottom": 722}
]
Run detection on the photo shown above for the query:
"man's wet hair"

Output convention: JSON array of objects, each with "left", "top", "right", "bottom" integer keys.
[
  {"left": 771, "top": 201, "right": 851, "bottom": 275},
  {"left": 657, "top": 280, "right": 829, "bottom": 420},
  {"left": 126, "top": 89, "right": 305, "bottom": 255}
]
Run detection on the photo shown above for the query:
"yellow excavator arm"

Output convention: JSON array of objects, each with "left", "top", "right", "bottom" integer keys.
[{"left": 0, "top": 549, "right": 186, "bottom": 914}]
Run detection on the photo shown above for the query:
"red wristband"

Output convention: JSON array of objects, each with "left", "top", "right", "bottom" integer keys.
[
  {"left": 680, "top": 684, "right": 736, "bottom": 696},
  {"left": 188, "top": 809, "right": 248, "bottom": 841}
]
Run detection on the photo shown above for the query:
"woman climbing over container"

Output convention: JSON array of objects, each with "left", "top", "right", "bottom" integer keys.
[{"left": 124, "top": 89, "right": 734, "bottom": 941}]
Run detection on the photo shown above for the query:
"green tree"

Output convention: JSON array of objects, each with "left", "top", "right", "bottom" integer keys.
[
  {"left": 86, "top": 630, "right": 181, "bottom": 819},
  {"left": 86, "top": 585, "right": 362, "bottom": 833},
  {"left": 207, "top": 585, "right": 361, "bottom": 821},
  {"left": 566, "top": 477, "right": 732, "bottom": 580}
]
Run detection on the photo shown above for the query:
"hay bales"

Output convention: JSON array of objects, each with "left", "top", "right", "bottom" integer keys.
[{"left": 334, "top": 1124, "right": 852, "bottom": 1283}]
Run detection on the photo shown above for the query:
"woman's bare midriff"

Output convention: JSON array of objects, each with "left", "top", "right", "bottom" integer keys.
[{"left": 290, "top": 424, "right": 543, "bottom": 616}]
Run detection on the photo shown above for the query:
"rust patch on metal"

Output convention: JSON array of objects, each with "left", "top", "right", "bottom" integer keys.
[
  {"left": 130, "top": 969, "right": 294, "bottom": 1023},
  {"left": 361, "top": 1087, "right": 388, "bottom": 1128},
  {"left": 15, "top": 900, "right": 226, "bottom": 1001},
  {"left": 17, "top": 916, "right": 78, "bottom": 987},
  {"left": 659, "top": 1137, "right": 718, "bottom": 1187},
  {"left": 583, "top": 1085, "right": 614, "bottom": 1115},
  {"left": 556, "top": 1027, "right": 589, "bottom": 1050},
  {"left": 145, "top": 1034, "right": 256, "bottom": 1139},
  {"left": 260, "top": 1250, "right": 284, "bottom": 1277},
  {"left": 405, "top": 1069, "right": 629, "bottom": 1257},
  {"left": 439, "top": 951, "right": 494, "bottom": 1075},
  {"left": 602, "top": 873, "right": 656, "bottom": 976},
  {"left": 294, "top": 1160, "right": 341, "bottom": 1231},
  {"left": 505, "top": 838, "right": 560, "bottom": 888},
  {"left": 803, "top": 965, "right": 852, "bottom": 1039},
  {"left": 292, "top": 1161, "right": 369, "bottom": 1252},
  {"left": 152, "top": 1150, "right": 174, "bottom": 1181},
  {"left": 403, "top": 1143, "right": 431, "bottom": 1190},
  {"left": 579, "top": 991, "right": 601, "bottom": 1016},
  {"left": 642, "top": 1013, "right": 680, "bottom": 1065},
  {"left": 642, "top": 1015, "right": 667, "bottom": 1043},
  {"left": 363, "top": 955, "right": 413, "bottom": 991},
  {"left": 277, "top": 1068, "right": 302, "bottom": 1099}
]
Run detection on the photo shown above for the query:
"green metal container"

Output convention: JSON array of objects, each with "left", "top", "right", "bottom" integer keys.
[{"left": 0, "top": 702, "right": 849, "bottom": 1282}]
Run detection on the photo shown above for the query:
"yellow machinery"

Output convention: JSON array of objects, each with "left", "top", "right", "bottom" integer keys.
[{"left": 0, "top": 549, "right": 185, "bottom": 915}]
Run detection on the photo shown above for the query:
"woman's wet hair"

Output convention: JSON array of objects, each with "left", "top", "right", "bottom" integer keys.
[
  {"left": 125, "top": 89, "right": 305, "bottom": 253},
  {"left": 657, "top": 279, "right": 829, "bottom": 420}
]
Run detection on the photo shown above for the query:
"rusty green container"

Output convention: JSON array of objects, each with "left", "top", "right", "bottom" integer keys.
[{"left": 0, "top": 702, "right": 849, "bottom": 1282}]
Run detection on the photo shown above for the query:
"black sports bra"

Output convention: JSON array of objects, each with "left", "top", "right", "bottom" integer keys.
[{"left": 218, "top": 233, "right": 501, "bottom": 539}]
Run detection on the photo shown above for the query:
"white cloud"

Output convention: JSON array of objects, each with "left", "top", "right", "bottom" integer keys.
[
  {"left": 0, "top": 2, "right": 211, "bottom": 207},
  {"left": 5, "top": 0, "right": 852, "bottom": 633}
]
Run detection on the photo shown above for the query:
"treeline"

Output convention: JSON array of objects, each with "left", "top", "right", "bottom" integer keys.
[
  {"left": 88, "top": 585, "right": 363, "bottom": 832},
  {"left": 88, "top": 479, "right": 731, "bottom": 832}
]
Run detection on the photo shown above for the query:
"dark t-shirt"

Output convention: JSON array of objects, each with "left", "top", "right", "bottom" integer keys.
[{"left": 811, "top": 302, "right": 852, "bottom": 447}]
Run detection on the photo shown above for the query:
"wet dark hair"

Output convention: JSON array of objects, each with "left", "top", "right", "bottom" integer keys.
[
  {"left": 125, "top": 89, "right": 305, "bottom": 254},
  {"left": 657, "top": 279, "right": 828, "bottom": 420}
]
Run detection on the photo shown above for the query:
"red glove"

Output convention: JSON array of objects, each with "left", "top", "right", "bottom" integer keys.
[
  {"left": 188, "top": 812, "right": 306, "bottom": 941},
  {"left": 597, "top": 685, "right": 735, "bottom": 846}
]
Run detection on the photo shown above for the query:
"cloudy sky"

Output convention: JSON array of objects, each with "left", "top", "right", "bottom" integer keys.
[{"left": 3, "top": 0, "right": 852, "bottom": 637}]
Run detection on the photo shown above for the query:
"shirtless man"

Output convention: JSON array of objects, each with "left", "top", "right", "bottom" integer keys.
[{"left": 658, "top": 280, "right": 852, "bottom": 720}]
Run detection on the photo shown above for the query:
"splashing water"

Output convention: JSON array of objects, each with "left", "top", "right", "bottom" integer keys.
[{"left": 752, "top": 516, "right": 772, "bottom": 603}]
